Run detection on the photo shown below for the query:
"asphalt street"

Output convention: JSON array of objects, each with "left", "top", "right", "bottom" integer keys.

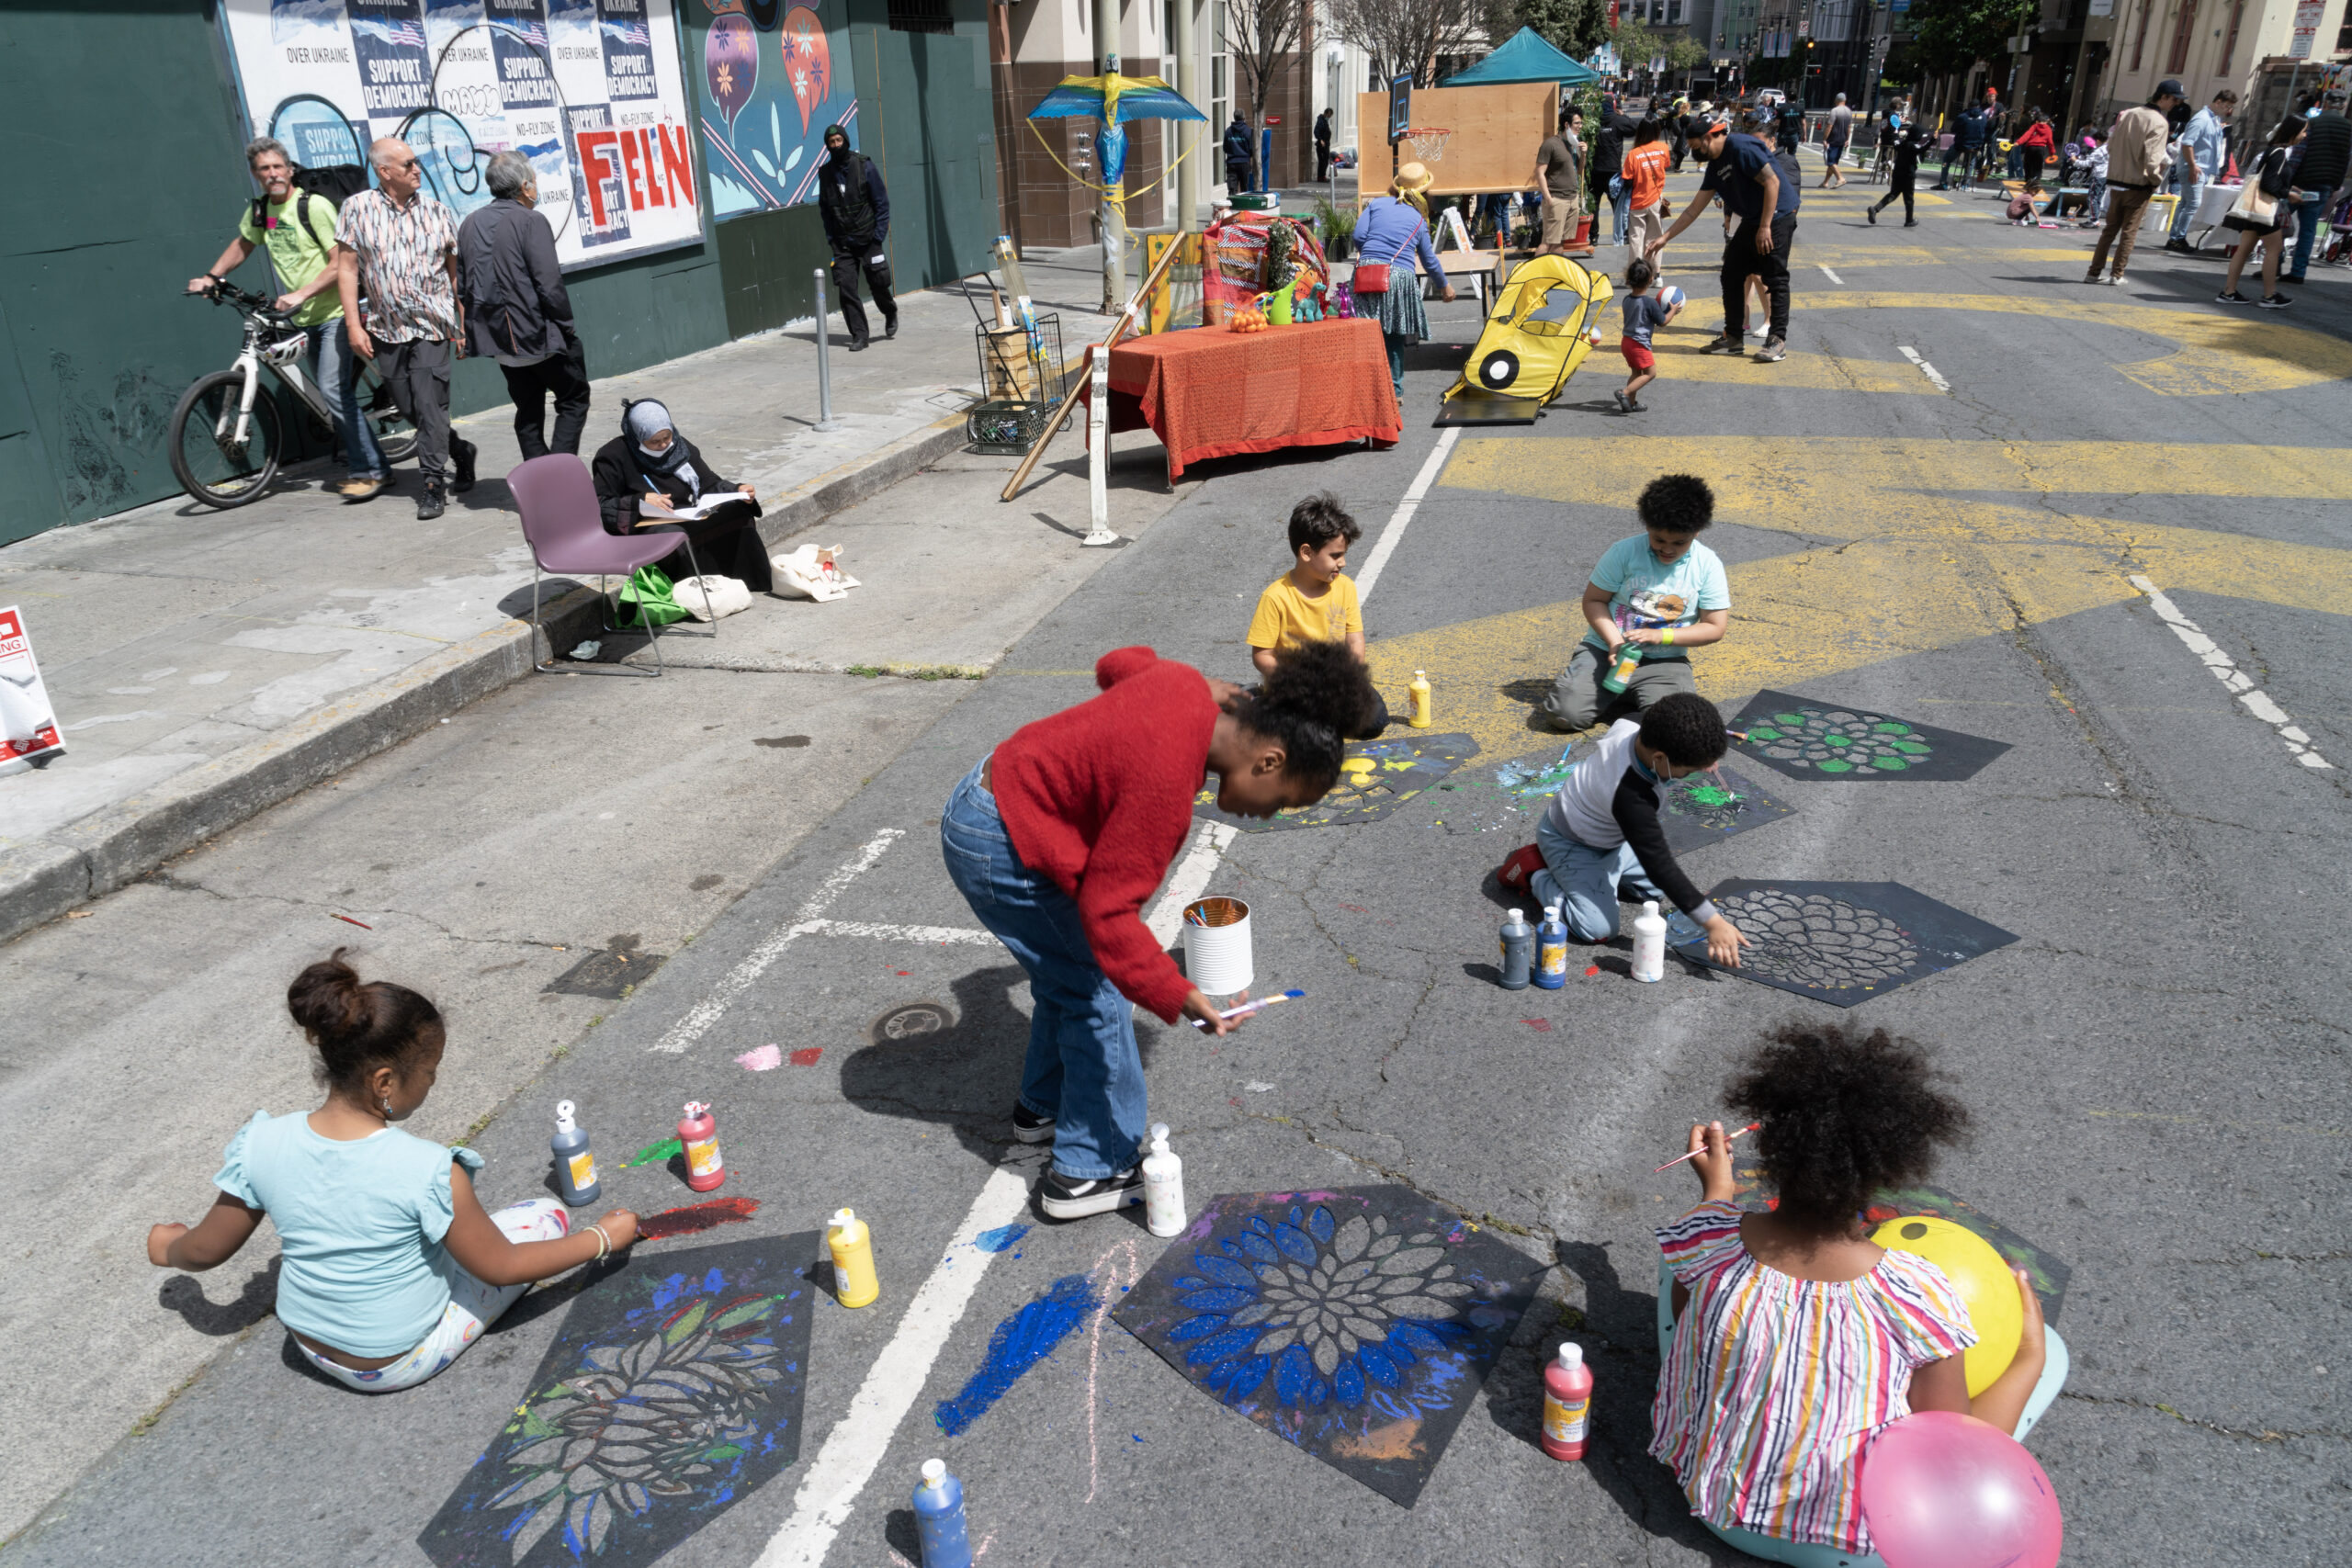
[{"left": 6, "top": 164, "right": 2347, "bottom": 1568}]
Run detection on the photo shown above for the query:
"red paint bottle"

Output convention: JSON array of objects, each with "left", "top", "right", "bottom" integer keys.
[
  {"left": 678, "top": 1101, "right": 726, "bottom": 1192},
  {"left": 1541, "top": 1343, "right": 1592, "bottom": 1461}
]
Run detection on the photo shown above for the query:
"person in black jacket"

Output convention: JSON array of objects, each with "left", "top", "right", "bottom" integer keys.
[
  {"left": 815, "top": 125, "right": 896, "bottom": 351},
  {"left": 1314, "top": 108, "right": 1333, "bottom": 181},
  {"left": 1867, "top": 125, "right": 1926, "bottom": 226},
  {"left": 1224, "top": 114, "right": 1256, "bottom": 195},
  {"left": 1590, "top": 98, "right": 1637, "bottom": 244},
  {"left": 458, "top": 151, "right": 590, "bottom": 458},
  {"left": 590, "top": 400, "right": 772, "bottom": 594}
]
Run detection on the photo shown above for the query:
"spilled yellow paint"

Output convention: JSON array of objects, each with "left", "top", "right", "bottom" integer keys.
[{"left": 1366, "top": 437, "right": 2352, "bottom": 763}]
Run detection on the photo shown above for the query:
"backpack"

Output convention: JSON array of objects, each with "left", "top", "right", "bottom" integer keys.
[{"left": 248, "top": 164, "right": 372, "bottom": 238}]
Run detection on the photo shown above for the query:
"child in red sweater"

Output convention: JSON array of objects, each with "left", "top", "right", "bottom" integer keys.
[{"left": 943, "top": 641, "right": 1378, "bottom": 1219}]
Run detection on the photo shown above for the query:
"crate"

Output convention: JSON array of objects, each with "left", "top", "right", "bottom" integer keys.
[{"left": 967, "top": 398, "right": 1059, "bottom": 456}]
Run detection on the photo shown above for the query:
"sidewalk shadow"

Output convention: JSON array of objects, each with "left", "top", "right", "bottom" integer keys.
[{"left": 157, "top": 1254, "right": 281, "bottom": 1337}]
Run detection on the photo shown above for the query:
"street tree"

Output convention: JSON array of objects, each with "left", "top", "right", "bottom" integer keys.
[
  {"left": 1328, "top": 0, "right": 1513, "bottom": 87},
  {"left": 1225, "top": 0, "right": 1311, "bottom": 130}
]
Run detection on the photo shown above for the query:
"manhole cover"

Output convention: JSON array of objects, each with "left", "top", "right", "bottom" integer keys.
[
  {"left": 868, "top": 1001, "right": 954, "bottom": 1044},
  {"left": 544, "top": 936, "right": 664, "bottom": 999}
]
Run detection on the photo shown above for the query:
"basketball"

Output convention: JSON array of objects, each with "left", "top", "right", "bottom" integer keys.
[
  {"left": 1871, "top": 1215, "right": 2024, "bottom": 1396},
  {"left": 1657, "top": 285, "right": 1686, "bottom": 311}
]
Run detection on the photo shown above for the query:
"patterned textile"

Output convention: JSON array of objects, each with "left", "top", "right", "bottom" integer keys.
[
  {"left": 1080, "top": 319, "right": 1400, "bottom": 483},
  {"left": 337, "top": 188, "right": 461, "bottom": 343},
  {"left": 1649, "top": 1200, "right": 1976, "bottom": 1552},
  {"left": 1357, "top": 277, "right": 1430, "bottom": 343},
  {"left": 1200, "top": 214, "right": 1330, "bottom": 326}
]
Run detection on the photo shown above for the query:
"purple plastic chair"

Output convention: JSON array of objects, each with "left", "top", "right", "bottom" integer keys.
[{"left": 508, "top": 455, "right": 712, "bottom": 675}]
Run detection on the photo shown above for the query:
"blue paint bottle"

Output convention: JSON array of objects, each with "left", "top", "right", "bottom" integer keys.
[
  {"left": 550, "top": 1100, "right": 600, "bottom": 1206},
  {"left": 1534, "top": 904, "right": 1569, "bottom": 989},
  {"left": 913, "top": 1459, "right": 971, "bottom": 1568},
  {"left": 1498, "top": 908, "right": 1532, "bottom": 989}
]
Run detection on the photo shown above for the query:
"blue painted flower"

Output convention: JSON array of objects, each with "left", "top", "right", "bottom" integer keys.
[{"left": 1169, "top": 1206, "right": 1475, "bottom": 1409}]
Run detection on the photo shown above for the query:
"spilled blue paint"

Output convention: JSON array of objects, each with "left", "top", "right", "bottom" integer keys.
[
  {"left": 933, "top": 1273, "right": 1100, "bottom": 1437},
  {"left": 975, "top": 1223, "right": 1031, "bottom": 1254}
]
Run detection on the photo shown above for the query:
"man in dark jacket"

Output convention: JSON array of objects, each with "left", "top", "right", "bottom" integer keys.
[
  {"left": 816, "top": 125, "right": 897, "bottom": 350},
  {"left": 1937, "top": 104, "right": 1987, "bottom": 189},
  {"left": 1314, "top": 108, "right": 1333, "bottom": 181},
  {"left": 1224, "top": 114, "right": 1256, "bottom": 195},
  {"left": 1589, "top": 97, "right": 1637, "bottom": 244},
  {"left": 2287, "top": 86, "right": 2351, "bottom": 283},
  {"left": 458, "top": 150, "right": 589, "bottom": 458}
]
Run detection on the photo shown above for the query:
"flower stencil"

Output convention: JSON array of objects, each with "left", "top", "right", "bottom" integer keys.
[{"left": 1170, "top": 1204, "right": 1476, "bottom": 1410}]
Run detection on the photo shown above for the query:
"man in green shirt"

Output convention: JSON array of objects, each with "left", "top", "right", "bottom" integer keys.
[{"left": 187, "top": 137, "right": 387, "bottom": 500}]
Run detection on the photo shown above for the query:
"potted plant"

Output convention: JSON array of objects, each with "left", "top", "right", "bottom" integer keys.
[{"left": 1313, "top": 195, "right": 1351, "bottom": 260}]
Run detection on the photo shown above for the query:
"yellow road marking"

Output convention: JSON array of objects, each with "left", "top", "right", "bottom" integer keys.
[{"left": 1365, "top": 437, "right": 2352, "bottom": 763}]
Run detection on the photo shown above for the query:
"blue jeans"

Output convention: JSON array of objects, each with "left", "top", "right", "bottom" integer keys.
[
  {"left": 2169, "top": 173, "right": 2202, "bottom": 239},
  {"left": 2289, "top": 195, "right": 2325, "bottom": 278},
  {"left": 308, "top": 321, "right": 386, "bottom": 479},
  {"left": 1382, "top": 333, "right": 1406, "bottom": 401},
  {"left": 941, "top": 758, "right": 1146, "bottom": 1180},
  {"left": 1531, "top": 811, "right": 1662, "bottom": 943},
  {"left": 1608, "top": 176, "right": 1633, "bottom": 243}
]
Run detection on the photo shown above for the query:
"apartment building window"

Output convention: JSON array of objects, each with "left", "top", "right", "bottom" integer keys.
[
  {"left": 2163, "top": 0, "right": 2199, "bottom": 74},
  {"left": 887, "top": 0, "right": 952, "bottom": 33}
]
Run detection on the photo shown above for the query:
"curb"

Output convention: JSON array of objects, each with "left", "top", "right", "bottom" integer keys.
[{"left": 1, "top": 400, "right": 1020, "bottom": 947}]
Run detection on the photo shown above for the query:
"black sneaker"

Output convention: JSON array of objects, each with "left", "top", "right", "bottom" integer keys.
[
  {"left": 1700, "top": 334, "right": 1745, "bottom": 355},
  {"left": 847, "top": 337, "right": 870, "bottom": 353},
  {"left": 451, "top": 437, "right": 477, "bottom": 493},
  {"left": 416, "top": 481, "right": 446, "bottom": 521},
  {"left": 1903, "top": 219, "right": 1919, "bottom": 227},
  {"left": 1012, "top": 1103, "right": 1056, "bottom": 1145},
  {"left": 2217, "top": 290, "right": 2253, "bottom": 304},
  {"left": 2259, "top": 293, "right": 2292, "bottom": 309},
  {"left": 885, "top": 314, "right": 900, "bottom": 340},
  {"left": 2164, "top": 238, "right": 2192, "bottom": 254},
  {"left": 1865, "top": 205, "right": 1878, "bottom": 224},
  {"left": 1037, "top": 1166, "right": 1144, "bottom": 1221}
]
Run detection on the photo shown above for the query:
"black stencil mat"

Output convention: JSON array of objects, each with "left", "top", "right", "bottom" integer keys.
[
  {"left": 1729, "top": 690, "right": 2011, "bottom": 783},
  {"left": 1668, "top": 880, "right": 2018, "bottom": 1006},
  {"left": 1659, "top": 763, "right": 1798, "bottom": 855}
]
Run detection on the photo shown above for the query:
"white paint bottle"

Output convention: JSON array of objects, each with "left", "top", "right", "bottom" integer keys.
[
  {"left": 1632, "top": 900, "right": 1668, "bottom": 983},
  {"left": 1142, "top": 1122, "right": 1188, "bottom": 1237}
]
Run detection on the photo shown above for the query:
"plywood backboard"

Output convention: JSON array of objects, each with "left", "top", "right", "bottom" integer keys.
[{"left": 1356, "top": 83, "right": 1559, "bottom": 197}]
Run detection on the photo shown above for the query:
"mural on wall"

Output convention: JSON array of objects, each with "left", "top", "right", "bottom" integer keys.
[
  {"left": 221, "top": 0, "right": 704, "bottom": 270},
  {"left": 686, "top": 0, "right": 859, "bottom": 220}
]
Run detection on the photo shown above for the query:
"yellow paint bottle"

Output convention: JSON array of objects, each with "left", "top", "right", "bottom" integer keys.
[
  {"left": 828, "top": 1208, "right": 880, "bottom": 1308},
  {"left": 1408, "top": 670, "right": 1432, "bottom": 729}
]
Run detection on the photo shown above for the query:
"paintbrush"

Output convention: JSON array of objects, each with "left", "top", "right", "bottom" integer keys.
[
  {"left": 1653, "top": 1120, "right": 1760, "bottom": 1173},
  {"left": 1190, "top": 988, "right": 1306, "bottom": 1029}
]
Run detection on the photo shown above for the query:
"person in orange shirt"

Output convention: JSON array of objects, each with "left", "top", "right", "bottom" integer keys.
[{"left": 1622, "top": 117, "right": 1673, "bottom": 275}]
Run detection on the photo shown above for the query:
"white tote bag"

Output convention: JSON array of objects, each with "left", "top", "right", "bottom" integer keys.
[{"left": 669, "top": 574, "right": 753, "bottom": 621}]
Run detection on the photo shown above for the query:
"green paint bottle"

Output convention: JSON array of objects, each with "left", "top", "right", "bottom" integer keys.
[{"left": 1601, "top": 641, "right": 1643, "bottom": 694}]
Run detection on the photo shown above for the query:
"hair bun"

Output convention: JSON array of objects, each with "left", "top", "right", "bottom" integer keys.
[{"left": 287, "top": 948, "right": 367, "bottom": 1047}]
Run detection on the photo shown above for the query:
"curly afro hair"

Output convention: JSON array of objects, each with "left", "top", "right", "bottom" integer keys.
[
  {"left": 1637, "top": 473, "right": 1714, "bottom": 536},
  {"left": 1230, "top": 638, "right": 1381, "bottom": 793},
  {"left": 1725, "top": 1021, "right": 1971, "bottom": 1230},
  {"left": 1637, "top": 691, "right": 1728, "bottom": 768}
]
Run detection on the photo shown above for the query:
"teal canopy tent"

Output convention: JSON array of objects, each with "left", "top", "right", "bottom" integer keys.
[{"left": 1440, "top": 28, "right": 1601, "bottom": 87}]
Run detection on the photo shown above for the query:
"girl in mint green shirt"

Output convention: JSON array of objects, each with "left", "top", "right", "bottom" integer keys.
[{"left": 148, "top": 952, "right": 640, "bottom": 1392}]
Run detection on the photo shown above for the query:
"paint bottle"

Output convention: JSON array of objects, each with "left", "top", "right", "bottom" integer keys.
[
  {"left": 550, "top": 1100, "right": 600, "bottom": 1207},
  {"left": 1632, "top": 900, "right": 1668, "bottom": 984},
  {"left": 1143, "top": 1122, "right": 1188, "bottom": 1237},
  {"left": 1541, "top": 1343, "right": 1593, "bottom": 1461},
  {"left": 1600, "top": 640, "right": 1644, "bottom": 694},
  {"left": 1408, "top": 670, "right": 1432, "bottom": 729},
  {"left": 678, "top": 1101, "right": 725, "bottom": 1192},
  {"left": 829, "top": 1207, "right": 880, "bottom": 1308},
  {"left": 1498, "top": 908, "right": 1533, "bottom": 990},
  {"left": 912, "top": 1459, "right": 972, "bottom": 1568},
  {"left": 1534, "top": 904, "right": 1569, "bottom": 989}
]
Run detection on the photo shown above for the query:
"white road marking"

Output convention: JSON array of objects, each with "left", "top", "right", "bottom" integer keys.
[
  {"left": 804, "top": 919, "right": 1000, "bottom": 947},
  {"left": 1818, "top": 265, "right": 1846, "bottom": 285},
  {"left": 1147, "top": 820, "right": 1240, "bottom": 946},
  {"left": 1896, "top": 345, "right": 1951, "bottom": 391},
  {"left": 1354, "top": 426, "right": 1461, "bottom": 604},
  {"left": 2130, "top": 576, "right": 2333, "bottom": 769},
  {"left": 650, "top": 829, "right": 904, "bottom": 1052},
  {"left": 752, "top": 1167, "right": 1033, "bottom": 1568}
]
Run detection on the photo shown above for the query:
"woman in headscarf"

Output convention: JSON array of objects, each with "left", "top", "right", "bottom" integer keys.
[
  {"left": 1350, "top": 162, "right": 1454, "bottom": 403},
  {"left": 588, "top": 399, "right": 773, "bottom": 593}
]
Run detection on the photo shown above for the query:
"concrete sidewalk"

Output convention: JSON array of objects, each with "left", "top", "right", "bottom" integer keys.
[{"left": 0, "top": 257, "right": 1118, "bottom": 943}]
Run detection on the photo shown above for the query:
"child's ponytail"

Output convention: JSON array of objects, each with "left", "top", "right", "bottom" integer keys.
[
  {"left": 1230, "top": 639, "right": 1381, "bottom": 792},
  {"left": 287, "top": 949, "right": 445, "bottom": 1096}
]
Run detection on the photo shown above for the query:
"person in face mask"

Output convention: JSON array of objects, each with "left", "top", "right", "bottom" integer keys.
[
  {"left": 589, "top": 399, "right": 772, "bottom": 593},
  {"left": 814, "top": 125, "right": 897, "bottom": 351}
]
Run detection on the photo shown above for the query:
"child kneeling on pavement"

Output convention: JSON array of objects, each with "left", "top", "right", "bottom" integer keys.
[
  {"left": 1499, "top": 692, "right": 1747, "bottom": 966},
  {"left": 1542, "top": 474, "right": 1731, "bottom": 732}
]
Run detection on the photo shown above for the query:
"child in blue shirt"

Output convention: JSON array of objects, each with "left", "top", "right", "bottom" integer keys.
[
  {"left": 147, "top": 951, "right": 641, "bottom": 1392},
  {"left": 1540, "top": 474, "right": 1732, "bottom": 732},
  {"left": 1616, "top": 257, "right": 1682, "bottom": 413}
]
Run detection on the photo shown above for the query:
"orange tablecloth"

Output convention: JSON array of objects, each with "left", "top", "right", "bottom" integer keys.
[{"left": 1080, "top": 318, "right": 1401, "bottom": 483}]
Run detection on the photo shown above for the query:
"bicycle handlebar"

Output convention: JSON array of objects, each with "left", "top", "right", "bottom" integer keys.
[{"left": 196, "top": 278, "right": 291, "bottom": 320}]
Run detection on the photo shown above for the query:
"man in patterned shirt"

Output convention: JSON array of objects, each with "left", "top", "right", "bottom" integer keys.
[{"left": 336, "top": 138, "right": 478, "bottom": 519}]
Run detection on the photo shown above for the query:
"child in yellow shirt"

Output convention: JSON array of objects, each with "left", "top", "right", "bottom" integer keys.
[{"left": 1246, "top": 493, "right": 1387, "bottom": 737}]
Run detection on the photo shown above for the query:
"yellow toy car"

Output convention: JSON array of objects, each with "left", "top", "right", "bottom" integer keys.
[{"left": 1436, "top": 254, "right": 1614, "bottom": 425}]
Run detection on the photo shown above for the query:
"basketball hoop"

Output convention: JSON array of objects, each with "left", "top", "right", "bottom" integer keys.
[{"left": 1402, "top": 126, "right": 1453, "bottom": 163}]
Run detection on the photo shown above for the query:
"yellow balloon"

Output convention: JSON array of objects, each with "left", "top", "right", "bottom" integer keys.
[{"left": 1871, "top": 1215, "right": 2022, "bottom": 1397}]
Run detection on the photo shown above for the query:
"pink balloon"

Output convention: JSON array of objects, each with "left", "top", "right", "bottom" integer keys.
[{"left": 1859, "top": 1412, "right": 2063, "bottom": 1568}]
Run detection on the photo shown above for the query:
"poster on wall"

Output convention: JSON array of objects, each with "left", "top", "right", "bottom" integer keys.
[
  {"left": 220, "top": 0, "right": 704, "bottom": 271},
  {"left": 686, "top": 0, "right": 859, "bottom": 220}
]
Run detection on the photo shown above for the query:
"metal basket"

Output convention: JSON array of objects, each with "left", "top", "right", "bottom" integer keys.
[
  {"left": 968, "top": 310, "right": 1064, "bottom": 455},
  {"left": 966, "top": 398, "right": 1059, "bottom": 456}
]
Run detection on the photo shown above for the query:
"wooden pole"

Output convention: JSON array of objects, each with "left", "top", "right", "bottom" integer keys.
[{"left": 998, "top": 230, "right": 1190, "bottom": 502}]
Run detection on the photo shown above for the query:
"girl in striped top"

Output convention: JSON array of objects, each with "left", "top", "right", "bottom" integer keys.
[{"left": 1650, "top": 1023, "right": 2051, "bottom": 1565}]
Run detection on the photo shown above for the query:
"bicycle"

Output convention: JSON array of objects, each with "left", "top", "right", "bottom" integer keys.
[{"left": 168, "top": 279, "right": 418, "bottom": 509}]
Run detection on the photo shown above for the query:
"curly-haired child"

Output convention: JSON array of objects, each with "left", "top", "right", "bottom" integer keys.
[
  {"left": 148, "top": 952, "right": 640, "bottom": 1392},
  {"left": 1652, "top": 1023, "right": 2064, "bottom": 1567}
]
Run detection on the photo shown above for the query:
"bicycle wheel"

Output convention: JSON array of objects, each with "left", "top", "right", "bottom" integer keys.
[
  {"left": 168, "top": 369, "right": 285, "bottom": 509},
  {"left": 355, "top": 358, "right": 418, "bottom": 466}
]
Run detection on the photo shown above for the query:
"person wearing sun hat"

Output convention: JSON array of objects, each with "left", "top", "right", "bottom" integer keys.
[{"left": 1351, "top": 163, "right": 1455, "bottom": 401}]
